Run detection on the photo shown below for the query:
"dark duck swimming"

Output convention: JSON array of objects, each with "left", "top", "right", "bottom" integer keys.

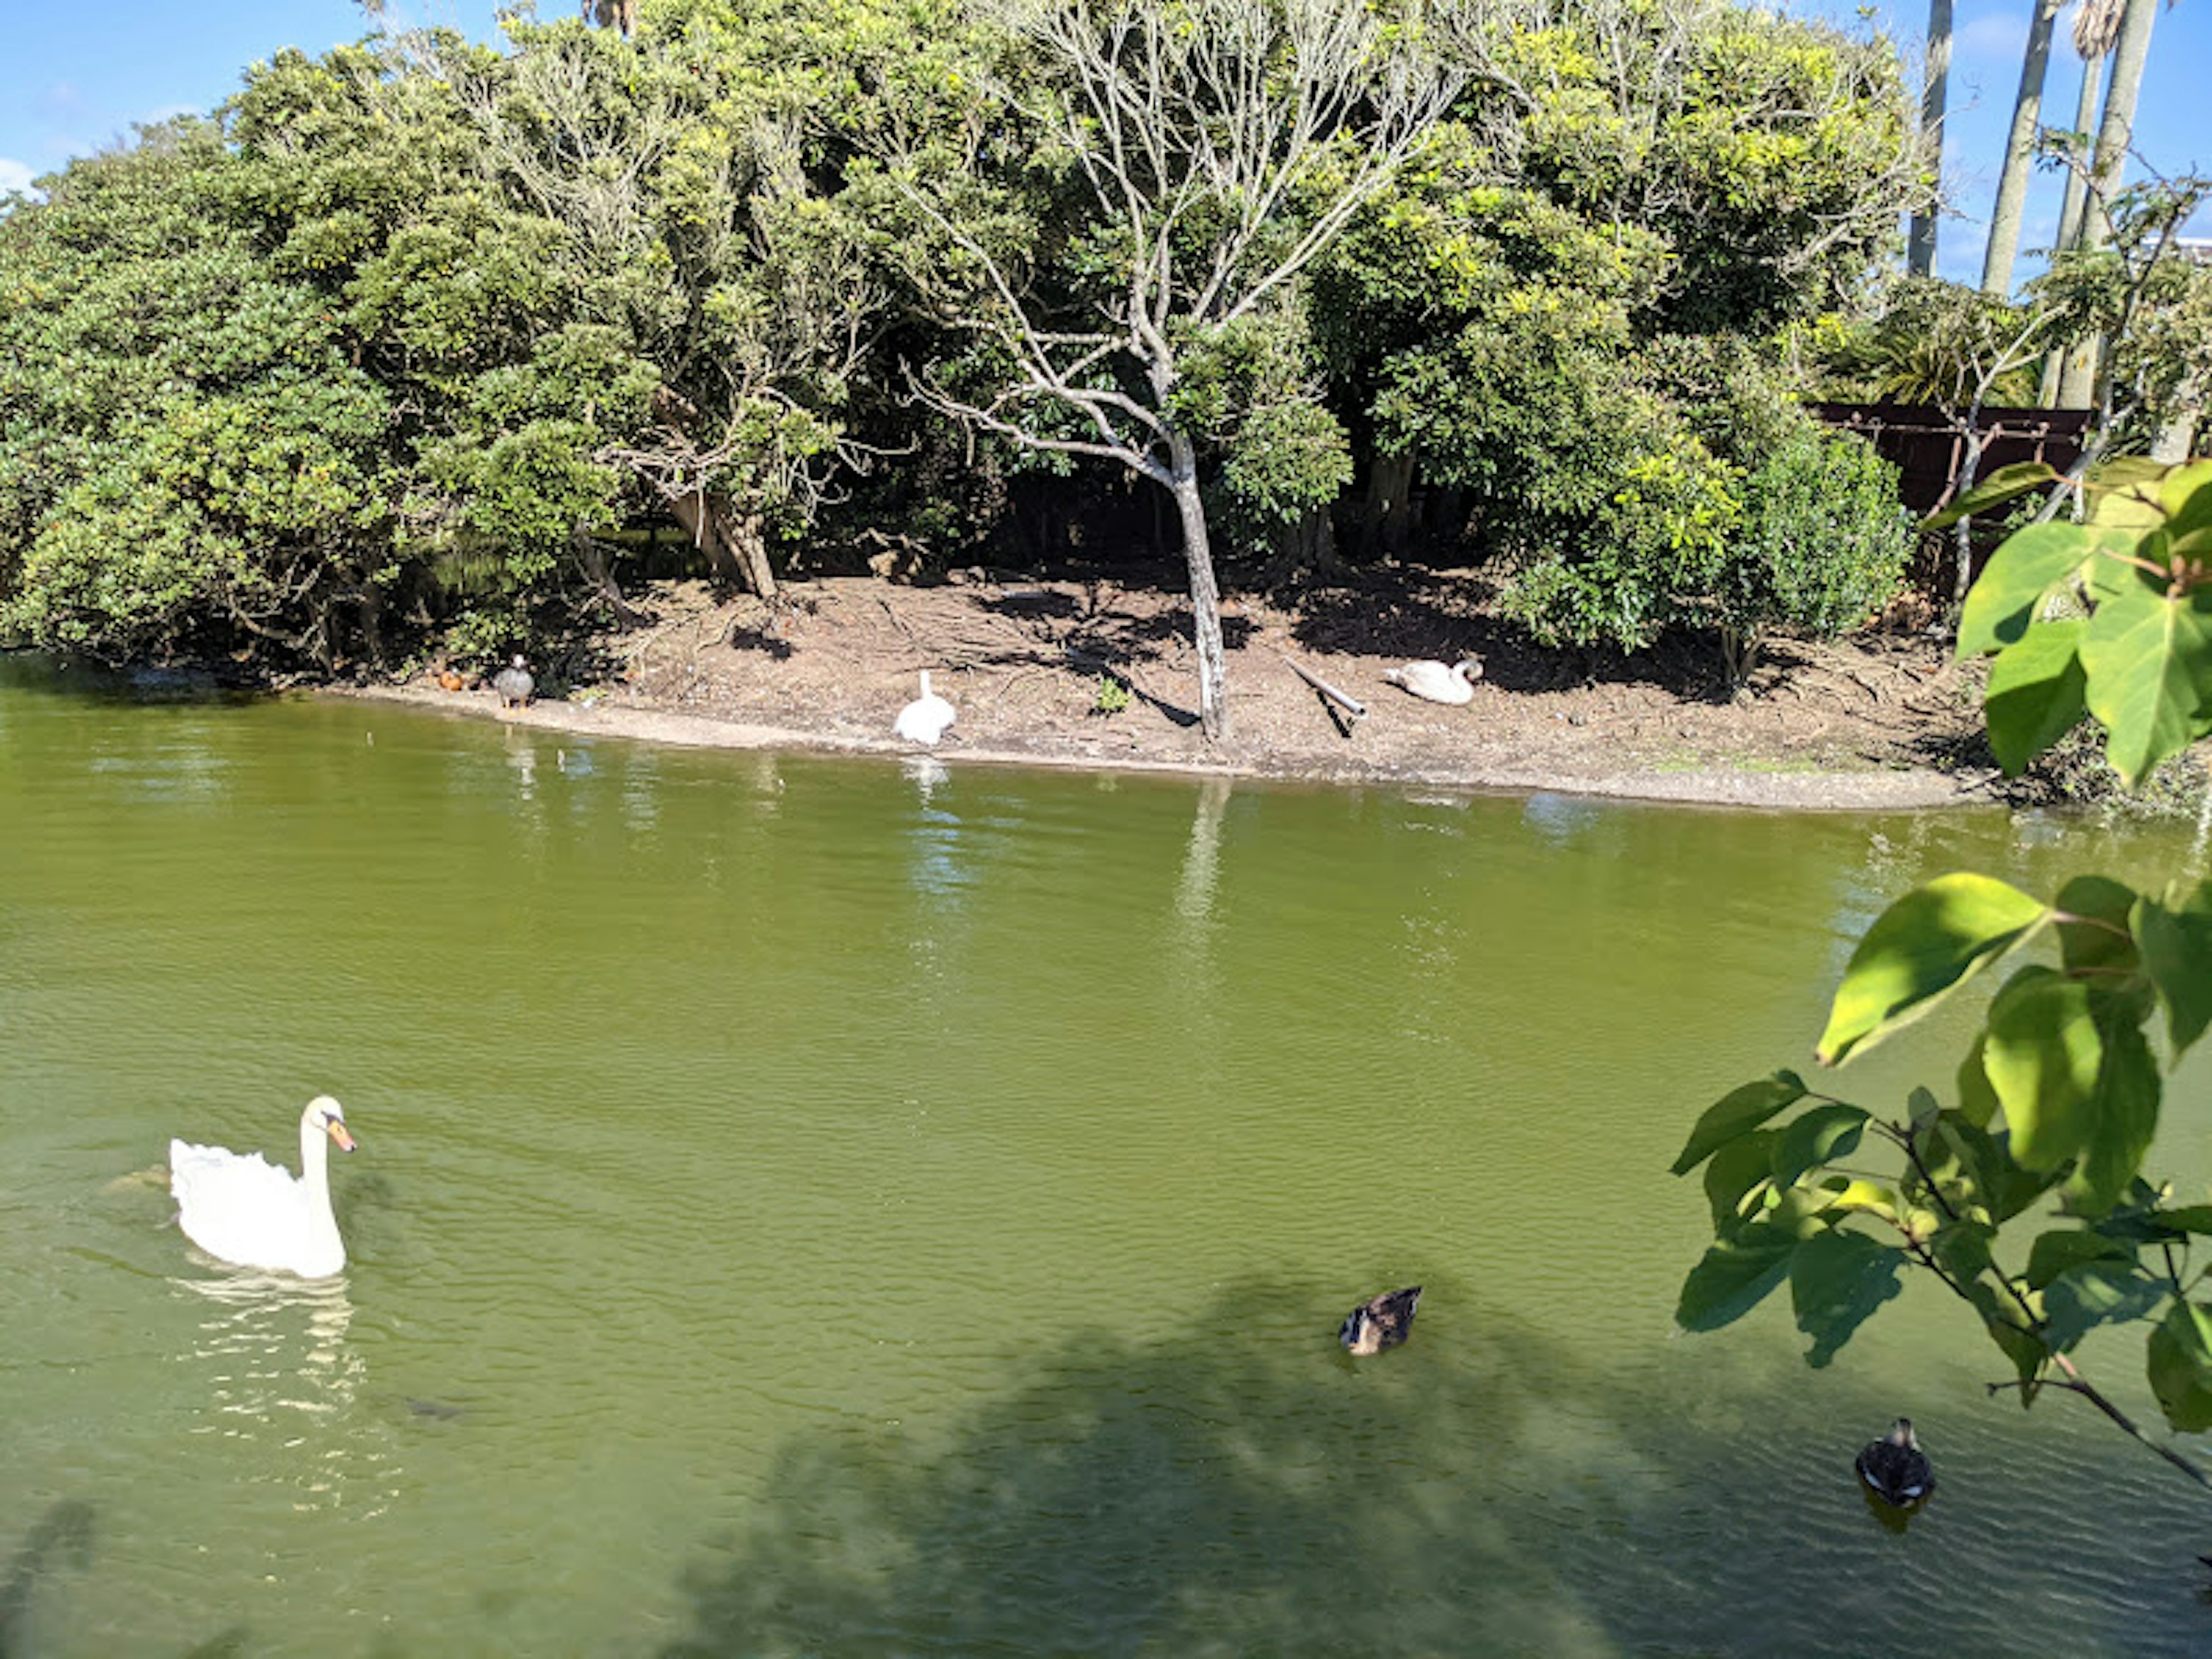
[
  {"left": 1857, "top": 1418, "right": 1934, "bottom": 1506},
  {"left": 1339, "top": 1286, "right": 1422, "bottom": 1355}
]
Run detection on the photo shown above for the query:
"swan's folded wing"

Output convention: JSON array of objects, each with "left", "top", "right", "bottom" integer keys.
[{"left": 168, "top": 1143, "right": 307, "bottom": 1266}]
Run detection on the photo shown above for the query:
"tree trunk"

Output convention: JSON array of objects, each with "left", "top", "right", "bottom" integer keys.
[
  {"left": 1981, "top": 0, "right": 2063, "bottom": 296},
  {"left": 2040, "top": 47, "right": 2108, "bottom": 404},
  {"left": 1362, "top": 450, "right": 1416, "bottom": 557},
  {"left": 2056, "top": 0, "right": 2159, "bottom": 407},
  {"left": 570, "top": 522, "right": 645, "bottom": 626},
  {"left": 1168, "top": 433, "right": 1229, "bottom": 743},
  {"left": 1907, "top": 0, "right": 1953, "bottom": 278},
  {"left": 668, "top": 490, "right": 779, "bottom": 601}
]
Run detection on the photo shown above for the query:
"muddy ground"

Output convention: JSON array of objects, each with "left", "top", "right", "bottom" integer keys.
[{"left": 359, "top": 564, "right": 2002, "bottom": 810}]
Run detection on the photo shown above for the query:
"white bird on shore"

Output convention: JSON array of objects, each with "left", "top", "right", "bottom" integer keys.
[
  {"left": 894, "top": 671, "right": 957, "bottom": 745},
  {"left": 1382, "top": 657, "right": 1483, "bottom": 706},
  {"left": 169, "top": 1096, "right": 357, "bottom": 1278}
]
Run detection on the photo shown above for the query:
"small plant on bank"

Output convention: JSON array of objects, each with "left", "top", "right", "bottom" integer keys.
[{"left": 1092, "top": 674, "right": 1132, "bottom": 717}]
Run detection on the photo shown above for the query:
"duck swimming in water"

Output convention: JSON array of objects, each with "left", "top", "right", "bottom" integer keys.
[
  {"left": 1857, "top": 1418, "right": 1934, "bottom": 1506},
  {"left": 1339, "top": 1286, "right": 1422, "bottom": 1355}
]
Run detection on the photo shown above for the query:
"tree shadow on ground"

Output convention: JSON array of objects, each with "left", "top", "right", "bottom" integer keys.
[
  {"left": 1286, "top": 566, "right": 1740, "bottom": 702},
  {"left": 650, "top": 1278, "right": 2176, "bottom": 1659}
]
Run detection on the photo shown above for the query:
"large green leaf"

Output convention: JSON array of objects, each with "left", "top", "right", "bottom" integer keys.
[
  {"left": 1983, "top": 967, "right": 2101, "bottom": 1172},
  {"left": 2054, "top": 874, "right": 2141, "bottom": 976},
  {"left": 1956, "top": 524, "right": 2100, "bottom": 656},
  {"left": 1675, "top": 1226, "right": 1796, "bottom": 1331},
  {"left": 2147, "top": 1300, "right": 2212, "bottom": 1433},
  {"left": 2160, "top": 461, "right": 2212, "bottom": 539},
  {"left": 2069, "top": 1006, "right": 2160, "bottom": 1215},
  {"left": 2041, "top": 1258, "right": 2166, "bottom": 1353},
  {"left": 1923, "top": 460, "right": 2059, "bottom": 531},
  {"left": 1982, "top": 620, "right": 2086, "bottom": 772},
  {"left": 2078, "top": 581, "right": 2212, "bottom": 786},
  {"left": 1703, "top": 1131, "right": 1779, "bottom": 1236},
  {"left": 1770, "top": 1104, "right": 1869, "bottom": 1187},
  {"left": 2137, "top": 883, "right": 2212, "bottom": 1055},
  {"left": 1817, "top": 874, "right": 2050, "bottom": 1065},
  {"left": 1790, "top": 1229, "right": 1904, "bottom": 1367},
  {"left": 1671, "top": 1071, "right": 1806, "bottom": 1175}
]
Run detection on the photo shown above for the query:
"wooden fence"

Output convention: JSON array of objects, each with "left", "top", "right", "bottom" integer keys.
[{"left": 1810, "top": 402, "right": 2093, "bottom": 516}]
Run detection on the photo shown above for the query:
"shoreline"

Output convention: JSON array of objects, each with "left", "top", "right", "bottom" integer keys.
[{"left": 338, "top": 680, "right": 2001, "bottom": 812}]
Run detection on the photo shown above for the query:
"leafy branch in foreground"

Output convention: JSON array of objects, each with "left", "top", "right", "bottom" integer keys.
[{"left": 1672, "top": 460, "right": 2212, "bottom": 1487}]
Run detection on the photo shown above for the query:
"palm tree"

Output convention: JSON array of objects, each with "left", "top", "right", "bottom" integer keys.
[
  {"left": 1981, "top": 0, "right": 2066, "bottom": 296},
  {"left": 1908, "top": 0, "right": 1955, "bottom": 276},
  {"left": 2055, "top": 0, "right": 2160, "bottom": 406},
  {"left": 2038, "top": 0, "right": 2122, "bottom": 402}
]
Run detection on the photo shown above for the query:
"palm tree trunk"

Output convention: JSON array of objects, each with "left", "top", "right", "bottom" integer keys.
[
  {"left": 2039, "top": 44, "right": 2109, "bottom": 404},
  {"left": 2056, "top": 0, "right": 2160, "bottom": 407},
  {"left": 1981, "top": 0, "right": 2063, "bottom": 296},
  {"left": 1908, "top": 0, "right": 1954, "bottom": 278}
]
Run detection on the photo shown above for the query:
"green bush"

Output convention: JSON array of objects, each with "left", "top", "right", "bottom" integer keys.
[{"left": 1715, "top": 426, "right": 1911, "bottom": 684}]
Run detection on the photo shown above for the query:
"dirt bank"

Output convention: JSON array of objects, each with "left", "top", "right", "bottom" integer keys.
[{"left": 350, "top": 570, "right": 2001, "bottom": 810}]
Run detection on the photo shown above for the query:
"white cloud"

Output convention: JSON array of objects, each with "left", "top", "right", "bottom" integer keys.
[{"left": 0, "top": 158, "right": 35, "bottom": 195}]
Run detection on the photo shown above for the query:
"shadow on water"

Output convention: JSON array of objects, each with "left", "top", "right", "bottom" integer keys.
[
  {"left": 656, "top": 1280, "right": 2082, "bottom": 1659},
  {"left": 656, "top": 1278, "right": 2212, "bottom": 1658},
  {"left": 0, "top": 1500, "right": 94, "bottom": 1659}
]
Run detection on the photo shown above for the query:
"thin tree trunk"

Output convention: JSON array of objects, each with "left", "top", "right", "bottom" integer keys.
[
  {"left": 570, "top": 522, "right": 645, "bottom": 625},
  {"left": 1168, "top": 432, "right": 1229, "bottom": 743},
  {"left": 1908, "top": 0, "right": 1953, "bottom": 278},
  {"left": 2057, "top": 0, "right": 2159, "bottom": 407},
  {"left": 2040, "top": 47, "right": 2108, "bottom": 404},
  {"left": 1982, "top": 0, "right": 2063, "bottom": 296}
]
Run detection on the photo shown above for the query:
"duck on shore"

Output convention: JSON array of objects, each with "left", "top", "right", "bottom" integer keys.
[{"left": 493, "top": 655, "right": 535, "bottom": 709}]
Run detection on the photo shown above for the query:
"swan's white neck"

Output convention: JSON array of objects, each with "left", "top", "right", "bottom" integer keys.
[
  {"left": 296, "top": 1111, "right": 343, "bottom": 1262},
  {"left": 919, "top": 671, "right": 934, "bottom": 697}
]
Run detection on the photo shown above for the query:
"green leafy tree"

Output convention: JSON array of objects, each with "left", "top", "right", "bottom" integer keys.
[
  {"left": 0, "top": 117, "right": 405, "bottom": 667},
  {"left": 881, "top": 0, "right": 1471, "bottom": 740},
  {"left": 1672, "top": 458, "right": 2212, "bottom": 1490}
]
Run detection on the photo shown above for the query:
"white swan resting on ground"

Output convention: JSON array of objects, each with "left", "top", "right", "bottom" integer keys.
[
  {"left": 893, "top": 670, "right": 957, "bottom": 745},
  {"left": 1382, "top": 657, "right": 1484, "bottom": 706},
  {"left": 169, "top": 1096, "right": 357, "bottom": 1278}
]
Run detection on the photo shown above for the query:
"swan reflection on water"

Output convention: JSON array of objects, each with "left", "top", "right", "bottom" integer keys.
[{"left": 171, "top": 1271, "right": 392, "bottom": 1517}]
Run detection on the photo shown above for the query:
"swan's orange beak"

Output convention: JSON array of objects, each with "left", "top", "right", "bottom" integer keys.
[{"left": 327, "top": 1120, "right": 357, "bottom": 1153}]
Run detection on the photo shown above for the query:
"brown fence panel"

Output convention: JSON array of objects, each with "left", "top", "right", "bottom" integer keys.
[{"left": 1810, "top": 402, "right": 2093, "bottom": 516}]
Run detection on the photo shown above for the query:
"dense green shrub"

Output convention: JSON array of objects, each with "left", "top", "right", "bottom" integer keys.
[{"left": 1713, "top": 426, "right": 1912, "bottom": 684}]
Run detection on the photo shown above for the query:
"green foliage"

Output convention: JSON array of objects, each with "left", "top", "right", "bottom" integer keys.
[
  {"left": 1709, "top": 426, "right": 1912, "bottom": 684},
  {"left": 1816, "top": 278, "right": 2047, "bottom": 408},
  {"left": 1673, "top": 463, "right": 2212, "bottom": 1458},
  {"left": 1092, "top": 674, "right": 1131, "bottom": 716}
]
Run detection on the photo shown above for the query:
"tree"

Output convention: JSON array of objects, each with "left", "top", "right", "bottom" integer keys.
[
  {"left": 2055, "top": 0, "right": 2161, "bottom": 406},
  {"left": 1980, "top": 0, "right": 2065, "bottom": 297},
  {"left": 2038, "top": 0, "right": 2122, "bottom": 404},
  {"left": 1671, "top": 456, "right": 2212, "bottom": 1493},
  {"left": 1907, "top": 0, "right": 1953, "bottom": 278},
  {"left": 882, "top": 0, "right": 1471, "bottom": 741}
]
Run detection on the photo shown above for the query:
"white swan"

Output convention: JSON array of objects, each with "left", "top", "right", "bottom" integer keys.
[
  {"left": 893, "top": 670, "right": 957, "bottom": 745},
  {"left": 1382, "top": 657, "right": 1484, "bottom": 706},
  {"left": 169, "top": 1096, "right": 357, "bottom": 1278}
]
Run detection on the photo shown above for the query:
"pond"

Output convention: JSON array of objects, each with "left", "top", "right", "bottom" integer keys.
[{"left": 3, "top": 654, "right": 2209, "bottom": 1657}]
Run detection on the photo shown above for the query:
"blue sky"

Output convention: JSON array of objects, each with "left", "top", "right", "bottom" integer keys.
[{"left": 1, "top": 0, "right": 2205, "bottom": 290}]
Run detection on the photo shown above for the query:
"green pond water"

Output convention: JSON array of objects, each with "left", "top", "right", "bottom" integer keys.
[{"left": 3, "top": 653, "right": 2210, "bottom": 1657}]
